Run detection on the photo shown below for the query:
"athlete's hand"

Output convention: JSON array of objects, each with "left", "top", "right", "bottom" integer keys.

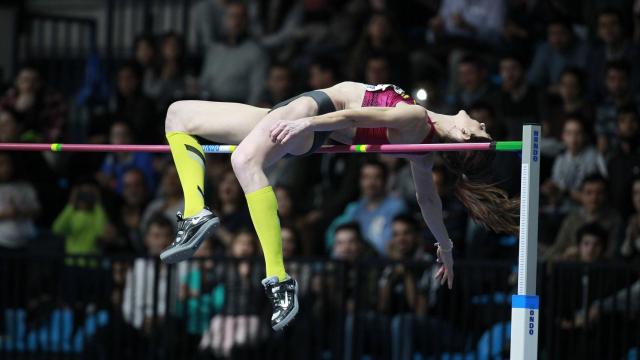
[
  {"left": 435, "top": 245, "right": 454, "bottom": 289},
  {"left": 269, "top": 118, "right": 311, "bottom": 144}
]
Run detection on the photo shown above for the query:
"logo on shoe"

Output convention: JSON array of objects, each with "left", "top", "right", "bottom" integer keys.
[{"left": 280, "top": 296, "right": 289, "bottom": 308}]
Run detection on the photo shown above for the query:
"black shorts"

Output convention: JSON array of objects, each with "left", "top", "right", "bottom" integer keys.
[{"left": 270, "top": 90, "right": 336, "bottom": 157}]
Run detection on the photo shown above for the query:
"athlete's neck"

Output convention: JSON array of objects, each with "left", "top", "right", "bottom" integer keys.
[{"left": 427, "top": 111, "right": 456, "bottom": 140}]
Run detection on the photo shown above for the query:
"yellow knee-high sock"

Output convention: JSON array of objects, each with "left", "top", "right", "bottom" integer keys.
[
  {"left": 246, "top": 186, "right": 287, "bottom": 281},
  {"left": 166, "top": 131, "right": 206, "bottom": 217}
]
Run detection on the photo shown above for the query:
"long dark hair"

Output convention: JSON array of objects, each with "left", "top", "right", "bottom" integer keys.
[{"left": 441, "top": 135, "right": 520, "bottom": 234}]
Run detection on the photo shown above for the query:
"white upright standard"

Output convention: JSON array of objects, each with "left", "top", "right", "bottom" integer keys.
[{"left": 510, "top": 124, "right": 541, "bottom": 360}]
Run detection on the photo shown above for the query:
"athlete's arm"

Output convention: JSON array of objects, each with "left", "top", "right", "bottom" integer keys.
[
  {"left": 269, "top": 105, "right": 425, "bottom": 144},
  {"left": 409, "top": 154, "right": 454, "bottom": 289}
]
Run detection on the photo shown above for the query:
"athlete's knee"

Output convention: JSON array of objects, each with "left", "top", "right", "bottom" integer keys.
[
  {"left": 165, "top": 101, "right": 190, "bottom": 133},
  {"left": 230, "top": 147, "right": 256, "bottom": 174}
]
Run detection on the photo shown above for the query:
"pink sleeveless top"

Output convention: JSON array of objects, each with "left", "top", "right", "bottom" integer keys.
[{"left": 352, "top": 84, "right": 434, "bottom": 144}]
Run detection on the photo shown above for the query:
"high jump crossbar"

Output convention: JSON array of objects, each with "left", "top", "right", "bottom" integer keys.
[
  {"left": 0, "top": 130, "right": 539, "bottom": 358},
  {"left": 0, "top": 141, "right": 522, "bottom": 154}
]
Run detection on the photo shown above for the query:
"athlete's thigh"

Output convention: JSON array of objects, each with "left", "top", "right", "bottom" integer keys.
[
  {"left": 236, "top": 97, "right": 318, "bottom": 167},
  {"left": 177, "top": 100, "right": 269, "bottom": 144}
]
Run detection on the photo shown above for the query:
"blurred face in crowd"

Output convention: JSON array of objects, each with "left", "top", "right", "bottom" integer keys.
[
  {"left": 281, "top": 227, "right": 298, "bottom": 259},
  {"left": 117, "top": 67, "right": 140, "bottom": 97},
  {"left": 145, "top": 223, "right": 173, "bottom": 255},
  {"left": 605, "top": 68, "right": 629, "bottom": 98},
  {"left": 618, "top": 112, "right": 639, "bottom": 139},
  {"left": 135, "top": 38, "right": 155, "bottom": 67},
  {"left": 360, "top": 164, "right": 386, "bottom": 200},
  {"left": 559, "top": 72, "right": 582, "bottom": 102},
  {"left": 275, "top": 186, "right": 293, "bottom": 219},
  {"left": 561, "top": 119, "right": 585, "bottom": 154},
  {"left": 499, "top": 58, "right": 524, "bottom": 91},
  {"left": 547, "top": 23, "right": 572, "bottom": 50},
  {"left": 632, "top": 180, "right": 640, "bottom": 212},
  {"left": 0, "top": 111, "right": 19, "bottom": 142},
  {"left": 15, "top": 67, "right": 41, "bottom": 95},
  {"left": 161, "top": 166, "right": 182, "bottom": 198},
  {"left": 367, "top": 14, "right": 391, "bottom": 45},
  {"left": 598, "top": 13, "right": 622, "bottom": 44},
  {"left": 224, "top": 3, "right": 247, "bottom": 40},
  {"left": 267, "top": 66, "right": 292, "bottom": 101},
  {"left": 581, "top": 180, "right": 606, "bottom": 213},
  {"left": 390, "top": 220, "right": 419, "bottom": 259},
  {"left": 309, "top": 65, "right": 336, "bottom": 89},
  {"left": 365, "top": 58, "right": 391, "bottom": 85},
  {"left": 217, "top": 170, "right": 242, "bottom": 207},
  {"left": 458, "top": 62, "right": 483, "bottom": 92},
  {"left": 333, "top": 228, "right": 362, "bottom": 261},
  {"left": 110, "top": 122, "right": 133, "bottom": 145},
  {"left": 161, "top": 34, "right": 181, "bottom": 61},
  {"left": 122, "top": 170, "right": 147, "bottom": 206},
  {"left": 578, "top": 234, "right": 604, "bottom": 263},
  {"left": 231, "top": 231, "right": 256, "bottom": 258},
  {"left": 0, "top": 154, "right": 13, "bottom": 182}
]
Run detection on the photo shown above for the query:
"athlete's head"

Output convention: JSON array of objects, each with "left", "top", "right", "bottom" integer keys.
[{"left": 444, "top": 109, "right": 490, "bottom": 142}]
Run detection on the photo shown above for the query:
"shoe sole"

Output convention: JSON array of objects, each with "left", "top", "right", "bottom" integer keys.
[
  {"left": 160, "top": 217, "right": 220, "bottom": 264},
  {"left": 272, "top": 288, "right": 299, "bottom": 332}
]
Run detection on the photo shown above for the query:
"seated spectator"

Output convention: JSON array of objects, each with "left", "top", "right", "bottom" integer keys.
[
  {"left": 96, "top": 121, "right": 157, "bottom": 196},
  {"left": 528, "top": 18, "right": 588, "bottom": 92},
  {"left": 544, "top": 174, "right": 623, "bottom": 261},
  {"left": 188, "top": 0, "right": 228, "bottom": 51},
  {"left": 0, "top": 64, "right": 67, "bottom": 142},
  {"left": 561, "top": 223, "right": 607, "bottom": 262},
  {"left": 349, "top": 12, "right": 406, "bottom": 82},
  {"left": 209, "top": 170, "right": 251, "bottom": 248},
  {"left": 0, "top": 108, "right": 22, "bottom": 142},
  {"left": 496, "top": 54, "right": 545, "bottom": 140},
  {"left": 257, "top": 63, "right": 294, "bottom": 108},
  {"left": 588, "top": 8, "right": 640, "bottom": 97},
  {"left": 595, "top": 61, "right": 640, "bottom": 154},
  {"left": 52, "top": 181, "right": 107, "bottom": 256},
  {"left": 122, "top": 215, "right": 177, "bottom": 335},
  {"left": 247, "top": 0, "right": 303, "bottom": 55},
  {"left": 621, "top": 178, "right": 640, "bottom": 261},
  {"left": 427, "top": 0, "right": 506, "bottom": 47},
  {"left": 0, "top": 153, "right": 40, "bottom": 254},
  {"left": 108, "top": 62, "right": 159, "bottom": 144},
  {"left": 199, "top": 2, "right": 268, "bottom": 105},
  {"left": 133, "top": 34, "right": 158, "bottom": 91},
  {"left": 544, "top": 68, "right": 593, "bottom": 156},
  {"left": 449, "top": 56, "right": 499, "bottom": 112},
  {"left": 331, "top": 222, "right": 375, "bottom": 261},
  {"left": 199, "top": 230, "right": 266, "bottom": 358},
  {"left": 364, "top": 54, "right": 393, "bottom": 85},
  {"left": 141, "top": 165, "right": 184, "bottom": 231},
  {"left": 102, "top": 168, "right": 149, "bottom": 255},
  {"left": 607, "top": 107, "right": 640, "bottom": 217},
  {"left": 144, "top": 32, "right": 187, "bottom": 113},
  {"left": 327, "top": 160, "right": 408, "bottom": 255},
  {"left": 281, "top": 225, "right": 302, "bottom": 260},
  {"left": 308, "top": 56, "right": 341, "bottom": 90},
  {"left": 541, "top": 116, "right": 606, "bottom": 212}
]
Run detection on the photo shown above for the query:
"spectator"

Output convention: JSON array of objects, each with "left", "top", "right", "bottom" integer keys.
[
  {"left": 496, "top": 54, "right": 545, "bottom": 140},
  {"left": 0, "top": 64, "right": 66, "bottom": 142},
  {"left": 247, "top": 0, "right": 304, "bottom": 55},
  {"left": 621, "top": 178, "right": 640, "bottom": 261},
  {"left": 144, "top": 32, "right": 188, "bottom": 113},
  {"left": 96, "top": 121, "right": 157, "bottom": 196},
  {"left": 377, "top": 154, "right": 416, "bottom": 208},
  {"left": 199, "top": 2, "right": 268, "bottom": 105},
  {"left": 588, "top": 8, "right": 640, "bottom": 97},
  {"left": 364, "top": 55, "right": 393, "bottom": 85},
  {"left": 427, "top": 0, "right": 506, "bottom": 46},
  {"left": 0, "top": 153, "right": 40, "bottom": 254},
  {"left": 52, "top": 181, "right": 107, "bottom": 256},
  {"left": 141, "top": 165, "right": 184, "bottom": 232},
  {"left": 607, "top": 107, "right": 640, "bottom": 217},
  {"left": 544, "top": 174, "right": 623, "bottom": 261},
  {"left": 0, "top": 108, "right": 22, "bottom": 142},
  {"left": 308, "top": 56, "right": 341, "bottom": 90},
  {"left": 133, "top": 34, "right": 158, "bottom": 93},
  {"left": 211, "top": 169, "right": 252, "bottom": 247},
  {"left": 595, "top": 61, "right": 640, "bottom": 154},
  {"left": 327, "top": 160, "right": 407, "bottom": 255},
  {"left": 188, "top": 0, "right": 229, "bottom": 51},
  {"left": 199, "top": 230, "right": 265, "bottom": 358},
  {"left": 449, "top": 56, "right": 499, "bottom": 111},
  {"left": 541, "top": 116, "right": 606, "bottom": 212},
  {"left": 281, "top": 225, "right": 302, "bottom": 259},
  {"left": 562, "top": 223, "right": 607, "bottom": 262},
  {"left": 258, "top": 63, "right": 294, "bottom": 108},
  {"left": 331, "top": 222, "right": 372, "bottom": 261},
  {"left": 349, "top": 13, "right": 406, "bottom": 82},
  {"left": 528, "top": 18, "right": 589, "bottom": 91}
]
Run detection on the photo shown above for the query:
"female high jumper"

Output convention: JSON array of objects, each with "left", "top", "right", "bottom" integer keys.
[{"left": 161, "top": 81, "right": 519, "bottom": 330}]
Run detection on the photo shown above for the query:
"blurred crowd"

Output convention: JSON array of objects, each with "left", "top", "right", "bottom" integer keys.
[{"left": 1, "top": 0, "right": 640, "bottom": 358}]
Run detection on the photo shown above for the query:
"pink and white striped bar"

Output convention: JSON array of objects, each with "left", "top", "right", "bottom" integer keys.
[{"left": 0, "top": 142, "right": 495, "bottom": 154}]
